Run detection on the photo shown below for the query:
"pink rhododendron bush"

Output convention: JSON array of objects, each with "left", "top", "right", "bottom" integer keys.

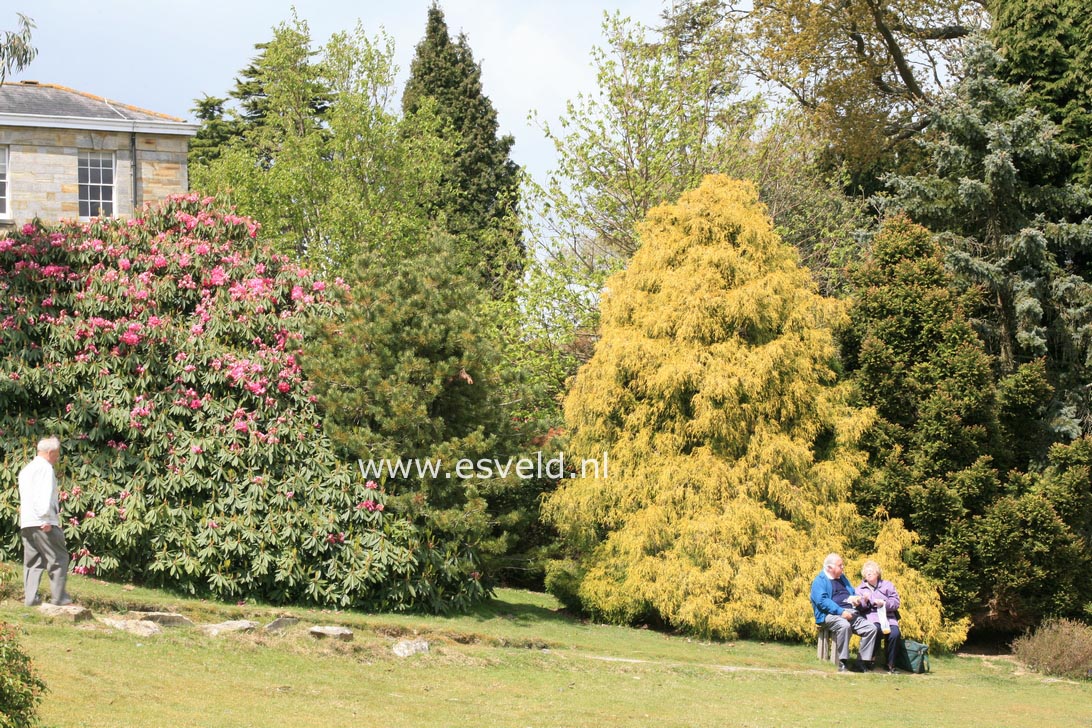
[{"left": 0, "top": 196, "right": 483, "bottom": 610}]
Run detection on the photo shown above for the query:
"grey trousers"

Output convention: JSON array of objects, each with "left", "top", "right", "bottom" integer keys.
[
  {"left": 823, "top": 613, "right": 879, "bottom": 662},
  {"left": 22, "top": 526, "right": 71, "bottom": 606}
]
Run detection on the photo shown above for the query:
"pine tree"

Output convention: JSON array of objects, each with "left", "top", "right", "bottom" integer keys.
[
  {"left": 882, "top": 37, "right": 1092, "bottom": 444},
  {"left": 844, "top": 217, "right": 1003, "bottom": 481},
  {"left": 188, "top": 95, "right": 241, "bottom": 168},
  {"left": 1033, "top": 438, "right": 1092, "bottom": 564},
  {"left": 402, "top": 5, "right": 523, "bottom": 290},
  {"left": 307, "top": 237, "right": 506, "bottom": 465},
  {"left": 544, "top": 176, "right": 963, "bottom": 646},
  {"left": 188, "top": 15, "right": 330, "bottom": 176},
  {"left": 230, "top": 18, "right": 331, "bottom": 134},
  {"left": 303, "top": 234, "right": 511, "bottom": 608},
  {"left": 990, "top": 0, "right": 1092, "bottom": 187}
]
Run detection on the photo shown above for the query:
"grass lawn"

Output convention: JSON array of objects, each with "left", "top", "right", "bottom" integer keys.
[{"left": 2, "top": 571, "right": 1089, "bottom": 728}]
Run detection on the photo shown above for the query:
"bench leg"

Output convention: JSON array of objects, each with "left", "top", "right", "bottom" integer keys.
[{"left": 817, "top": 626, "right": 837, "bottom": 664}]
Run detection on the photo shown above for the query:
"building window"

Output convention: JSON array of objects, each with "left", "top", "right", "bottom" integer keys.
[
  {"left": 78, "top": 151, "right": 114, "bottom": 218},
  {"left": 0, "top": 146, "right": 8, "bottom": 218}
]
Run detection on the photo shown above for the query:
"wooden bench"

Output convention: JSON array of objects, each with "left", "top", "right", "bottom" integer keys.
[{"left": 817, "top": 622, "right": 837, "bottom": 664}]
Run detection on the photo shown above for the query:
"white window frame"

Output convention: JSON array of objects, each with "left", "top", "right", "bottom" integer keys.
[
  {"left": 78, "top": 150, "right": 115, "bottom": 219},
  {"left": 0, "top": 146, "right": 9, "bottom": 219}
]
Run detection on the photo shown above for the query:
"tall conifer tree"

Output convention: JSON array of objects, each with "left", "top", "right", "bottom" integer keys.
[
  {"left": 230, "top": 19, "right": 331, "bottom": 134},
  {"left": 544, "top": 176, "right": 963, "bottom": 647},
  {"left": 188, "top": 95, "right": 241, "bottom": 168},
  {"left": 882, "top": 37, "right": 1092, "bottom": 443},
  {"left": 990, "top": 0, "right": 1092, "bottom": 187},
  {"left": 189, "top": 15, "right": 330, "bottom": 175},
  {"left": 843, "top": 217, "right": 1008, "bottom": 618},
  {"left": 402, "top": 5, "right": 523, "bottom": 289}
]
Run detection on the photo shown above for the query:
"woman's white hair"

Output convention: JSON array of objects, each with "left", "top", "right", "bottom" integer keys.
[
  {"left": 861, "top": 560, "right": 882, "bottom": 579},
  {"left": 37, "top": 436, "right": 61, "bottom": 453}
]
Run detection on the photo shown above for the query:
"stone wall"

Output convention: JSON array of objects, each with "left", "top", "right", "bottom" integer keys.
[{"left": 0, "top": 127, "right": 189, "bottom": 226}]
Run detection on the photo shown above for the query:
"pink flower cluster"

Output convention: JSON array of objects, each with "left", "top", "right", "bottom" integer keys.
[
  {"left": 71, "top": 544, "right": 103, "bottom": 576},
  {"left": 119, "top": 321, "right": 144, "bottom": 346},
  {"left": 172, "top": 387, "right": 208, "bottom": 411},
  {"left": 229, "top": 276, "right": 276, "bottom": 302},
  {"left": 129, "top": 396, "right": 153, "bottom": 422}
]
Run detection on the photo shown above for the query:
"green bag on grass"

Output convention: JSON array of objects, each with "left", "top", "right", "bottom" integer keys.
[{"left": 895, "top": 638, "right": 930, "bottom": 673}]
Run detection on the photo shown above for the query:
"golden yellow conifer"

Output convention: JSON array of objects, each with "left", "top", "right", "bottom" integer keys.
[{"left": 545, "top": 175, "right": 965, "bottom": 647}]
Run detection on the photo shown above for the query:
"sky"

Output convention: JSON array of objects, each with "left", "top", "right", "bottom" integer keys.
[{"left": 8, "top": 0, "right": 670, "bottom": 185}]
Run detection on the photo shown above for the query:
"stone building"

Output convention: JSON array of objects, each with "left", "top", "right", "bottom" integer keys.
[{"left": 0, "top": 81, "right": 197, "bottom": 229}]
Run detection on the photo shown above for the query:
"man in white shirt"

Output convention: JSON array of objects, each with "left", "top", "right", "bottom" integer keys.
[{"left": 19, "top": 436, "right": 72, "bottom": 607}]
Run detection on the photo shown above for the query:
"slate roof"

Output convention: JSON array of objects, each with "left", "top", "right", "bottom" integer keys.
[{"left": 0, "top": 81, "right": 192, "bottom": 130}]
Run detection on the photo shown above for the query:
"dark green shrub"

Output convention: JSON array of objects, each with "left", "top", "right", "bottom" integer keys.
[{"left": 0, "top": 622, "right": 46, "bottom": 728}]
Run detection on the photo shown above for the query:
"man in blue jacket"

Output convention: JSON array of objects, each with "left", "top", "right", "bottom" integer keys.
[{"left": 810, "top": 553, "right": 878, "bottom": 672}]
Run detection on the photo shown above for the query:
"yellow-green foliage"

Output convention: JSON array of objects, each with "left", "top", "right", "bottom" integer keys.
[
  {"left": 853, "top": 521, "right": 969, "bottom": 652},
  {"left": 0, "top": 562, "right": 16, "bottom": 602},
  {"left": 545, "top": 176, "right": 964, "bottom": 648}
]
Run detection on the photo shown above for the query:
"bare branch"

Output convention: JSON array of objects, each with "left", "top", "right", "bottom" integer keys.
[
  {"left": 864, "top": 0, "right": 928, "bottom": 100},
  {"left": 893, "top": 23, "right": 972, "bottom": 40}
]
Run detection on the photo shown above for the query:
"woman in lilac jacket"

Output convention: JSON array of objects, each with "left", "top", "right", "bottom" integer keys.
[{"left": 856, "top": 560, "right": 901, "bottom": 673}]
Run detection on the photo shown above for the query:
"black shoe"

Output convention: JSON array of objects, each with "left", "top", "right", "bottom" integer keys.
[
  {"left": 862, "top": 661, "right": 875, "bottom": 672},
  {"left": 838, "top": 662, "right": 850, "bottom": 673},
  {"left": 886, "top": 666, "right": 897, "bottom": 674}
]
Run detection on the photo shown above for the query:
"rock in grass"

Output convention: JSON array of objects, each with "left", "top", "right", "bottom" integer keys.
[
  {"left": 392, "top": 638, "right": 429, "bottom": 657},
  {"left": 128, "top": 611, "right": 194, "bottom": 627},
  {"left": 38, "top": 603, "right": 92, "bottom": 622},
  {"left": 264, "top": 617, "right": 300, "bottom": 633},
  {"left": 309, "top": 625, "right": 353, "bottom": 641},
  {"left": 200, "top": 620, "right": 259, "bottom": 637},
  {"left": 101, "top": 618, "right": 162, "bottom": 637}
]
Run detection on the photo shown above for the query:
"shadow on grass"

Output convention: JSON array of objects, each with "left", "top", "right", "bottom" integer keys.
[{"left": 466, "top": 595, "right": 578, "bottom": 627}]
